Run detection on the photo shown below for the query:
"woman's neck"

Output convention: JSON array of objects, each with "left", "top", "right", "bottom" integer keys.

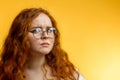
[{"left": 24, "top": 53, "right": 46, "bottom": 70}]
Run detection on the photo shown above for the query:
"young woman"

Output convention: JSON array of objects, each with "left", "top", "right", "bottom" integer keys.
[{"left": 0, "top": 8, "right": 85, "bottom": 80}]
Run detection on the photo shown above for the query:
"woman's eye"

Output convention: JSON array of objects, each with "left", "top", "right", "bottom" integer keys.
[
  {"left": 47, "top": 29, "right": 52, "bottom": 33},
  {"left": 47, "top": 28, "right": 55, "bottom": 33},
  {"left": 31, "top": 28, "right": 41, "bottom": 34}
]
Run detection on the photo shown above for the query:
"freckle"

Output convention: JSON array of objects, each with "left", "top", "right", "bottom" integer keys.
[{"left": 23, "top": 75, "right": 26, "bottom": 78}]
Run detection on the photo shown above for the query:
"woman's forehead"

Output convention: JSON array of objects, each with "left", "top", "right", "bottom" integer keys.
[{"left": 31, "top": 13, "right": 52, "bottom": 28}]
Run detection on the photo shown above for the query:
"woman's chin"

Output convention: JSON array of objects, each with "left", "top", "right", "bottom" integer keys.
[
  {"left": 38, "top": 47, "right": 52, "bottom": 54},
  {"left": 39, "top": 50, "right": 51, "bottom": 55}
]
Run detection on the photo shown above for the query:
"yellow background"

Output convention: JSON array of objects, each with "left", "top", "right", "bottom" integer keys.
[{"left": 0, "top": 0, "right": 120, "bottom": 80}]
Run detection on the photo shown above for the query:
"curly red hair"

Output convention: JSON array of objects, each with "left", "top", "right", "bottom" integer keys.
[{"left": 0, "top": 8, "right": 79, "bottom": 80}]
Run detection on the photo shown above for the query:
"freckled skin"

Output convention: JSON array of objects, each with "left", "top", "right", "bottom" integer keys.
[{"left": 28, "top": 13, "right": 55, "bottom": 56}]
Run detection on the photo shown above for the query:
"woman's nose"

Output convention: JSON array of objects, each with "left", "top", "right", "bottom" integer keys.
[{"left": 41, "top": 31, "right": 48, "bottom": 39}]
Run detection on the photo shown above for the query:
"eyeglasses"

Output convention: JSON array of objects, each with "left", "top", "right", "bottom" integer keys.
[{"left": 29, "top": 27, "right": 56, "bottom": 39}]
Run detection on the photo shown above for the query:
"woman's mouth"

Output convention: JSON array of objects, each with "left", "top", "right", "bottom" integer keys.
[{"left": 41, "top": 43, "right": 49, "bottom": 47}]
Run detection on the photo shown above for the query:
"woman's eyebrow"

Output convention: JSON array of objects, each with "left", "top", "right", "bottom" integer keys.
[
  {"left": 30, "top": 26, "right": 53, "bottom": 30},
  {"left": 46, "top": 26, "right": 54, "bottom": 28},
  {"left": 30, "top": 26, "right": 42, "bottom": 29}
]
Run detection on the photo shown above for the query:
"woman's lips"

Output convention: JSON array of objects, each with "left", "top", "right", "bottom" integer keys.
[{"left": 40, "top": 43, "right": 49, "bottom": 47}]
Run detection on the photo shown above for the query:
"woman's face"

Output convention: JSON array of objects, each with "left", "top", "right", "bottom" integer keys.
[{"left": 27, "top": 13, "right": 55, "bottom": 55}]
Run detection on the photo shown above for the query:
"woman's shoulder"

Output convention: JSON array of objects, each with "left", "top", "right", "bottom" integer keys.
[
  {"left": 74, "top": 68, "right": 85, "bottom": 80},
  {"left": 79, "top": 74, "right": 85, "bottom": 80}
]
